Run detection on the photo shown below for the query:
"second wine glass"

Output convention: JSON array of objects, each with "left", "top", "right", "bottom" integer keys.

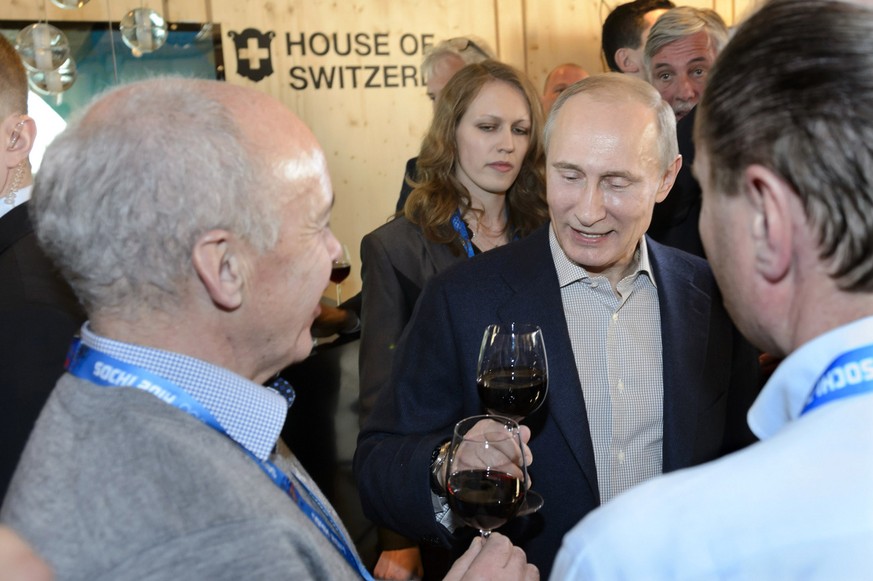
[
  {"left": 445, "top": 415, "right": 528, "bottom": 537},
  {"left": 476, "top": 323, "right": 549, "bottom": 421},
  {"left": 330, "top": 244, "right": 351, "bottom": 305}
]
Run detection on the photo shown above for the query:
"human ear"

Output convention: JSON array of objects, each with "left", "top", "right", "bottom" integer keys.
[
  {"left": 743, "top": 164, "right": 792, "bottom": 283},
  {"left": 615, "top": 48, "right": 640, "bottom": 74},
  {"left": 655, "top": 154, "right": 682, "bottom": 203},
  {"left": 3, "top": 115, "right": 35, "bottom": 166},
  {"left": 191, "top": 230, "right": 245, "bottom": 311}
]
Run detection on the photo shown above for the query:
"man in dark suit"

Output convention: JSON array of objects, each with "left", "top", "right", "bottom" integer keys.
[
  {"left": 0, "top": 34, "right": 85, "bottom": 500},
  {"left": 643, "top": 7, "right": 729, "bottom": 257},
  {"left": 354, "top": 73, "right": 761, "bottom": 578}
]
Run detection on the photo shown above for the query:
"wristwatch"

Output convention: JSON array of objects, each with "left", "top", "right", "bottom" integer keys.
[{"left": 429, "top": 440, "right": 451, "bottom": 496}]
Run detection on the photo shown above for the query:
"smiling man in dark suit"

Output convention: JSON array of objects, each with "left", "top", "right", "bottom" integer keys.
[{"left": 354, "top": 73, "right": 761, "bottom": 578}]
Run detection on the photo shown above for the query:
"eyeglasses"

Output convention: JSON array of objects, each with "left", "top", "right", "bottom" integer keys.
[{"left": 446, "top": 37, "right": 490, "bottom": 60}]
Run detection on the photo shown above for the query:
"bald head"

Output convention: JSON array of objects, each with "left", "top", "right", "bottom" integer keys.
[{"left": 541, "top": 63, "right": 589, "bottom": 114}]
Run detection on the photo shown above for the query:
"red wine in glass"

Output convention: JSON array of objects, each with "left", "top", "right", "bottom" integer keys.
[
  {"left": 477, "top": 323, "right": 549, "bottom": 421},
  {"left": 330, "top": 263, "right": 351, "bottom": 284},
  {"left": 331, "top": 244, "right": 351, "bottom": 304},
  {"left": 477, "top": 368, "right": 547, "bottom": 420},
  {"left": 447, "top": 469, "right": 525, "bottom": 532},
  {"left": 445, "top": 415, "right": 529, "bottom": 536}
]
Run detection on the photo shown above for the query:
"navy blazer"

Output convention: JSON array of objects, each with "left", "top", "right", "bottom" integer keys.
[{"left": 354, "top": 224, "right": 760, "bottom": 577}]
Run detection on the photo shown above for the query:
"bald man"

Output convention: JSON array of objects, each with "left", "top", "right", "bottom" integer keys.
[{"left": 541, "top": 63, "right": 588, "bottom": 114}]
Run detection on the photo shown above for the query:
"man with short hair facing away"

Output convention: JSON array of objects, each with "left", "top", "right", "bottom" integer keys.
[
  {"left": 550, "top": 1, "right": 873, "bottom": 578},
  {"left": 601, "top": 0, "right": 675, "bottom": 78}
]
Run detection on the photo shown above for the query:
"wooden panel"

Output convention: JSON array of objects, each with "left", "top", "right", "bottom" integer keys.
[
  {"left": 210, "top": 0, "right": 500, "bottom": 296},
  {"left": 6, "top": 0, "right": 750, "bottom": 297},
  {"left": 495, "top": 0, "right": 526, "bottom": 69},
  {"left": 523, "top": 0, "right": 606, "bottom": 94}
]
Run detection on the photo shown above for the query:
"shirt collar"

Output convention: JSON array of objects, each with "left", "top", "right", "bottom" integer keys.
[
  {"left": 0, "top": 185, "right": 33, "bottom": 220},
  {"left": 80, "top": 322, "right": 288, "bottom": 460},
  {"left": 548, "top": 224, "right": 656, "bottom": 288},
  {"left": 748, "top": 315, "right": 873, "bottom": 440}
]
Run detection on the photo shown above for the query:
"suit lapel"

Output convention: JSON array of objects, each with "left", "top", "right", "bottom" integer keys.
[
  {"left": 495, "top": 226, "right": 600, "bottom": 500},
  {"left": 649, "top": 239, "right": 712, "bottom": 472}
]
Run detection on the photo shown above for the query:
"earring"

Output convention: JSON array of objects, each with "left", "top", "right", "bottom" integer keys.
[
  {"left": 7, "top": 119, "right": 25, "bottom": 150},
  {"left": 3, "top": 160, "right": 25, "bottom": 206}
]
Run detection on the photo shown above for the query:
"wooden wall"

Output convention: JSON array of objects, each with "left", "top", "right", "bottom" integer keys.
[{"left": 4, "top": 0, "right": 761, "bottom": 297}]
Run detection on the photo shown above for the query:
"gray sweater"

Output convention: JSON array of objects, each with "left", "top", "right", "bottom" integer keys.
[{"left": 1, "top": 374, "right": 361, "bottom": 580}]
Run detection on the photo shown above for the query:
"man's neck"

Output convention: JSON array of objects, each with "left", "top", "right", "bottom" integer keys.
[
  {"left": 792, "top": 295, "right": 873, "bottom": 354},
  {"left": 88, "top": 312, "right": 256, "bottom": 381}
]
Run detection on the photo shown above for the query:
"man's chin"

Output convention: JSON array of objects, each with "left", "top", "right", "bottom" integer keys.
[{"left": 674, "top": 107, "right": 693, "bottom": 121}]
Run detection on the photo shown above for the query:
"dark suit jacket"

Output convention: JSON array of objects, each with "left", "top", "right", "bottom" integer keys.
[
  {"left": 354, "top": 224, "right": 760, "bottom": 577},
  {"left": 395, "top": 157, "right": 418, "bottom": 213},
  {"left": 0, "top": 203, "right": 85, "bottom": 500},
  {"left": 647, "top": 107, "right": 705, "bottom": 257},
  {"left": 358, "top": 216, "right": 466, "bottom": 424}
]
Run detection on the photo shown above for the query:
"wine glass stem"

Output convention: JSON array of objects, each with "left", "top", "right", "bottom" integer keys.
[
  {"left": 479, "top": 529, "right": 491, "bottom": 538},
  {"left": 336, "top": 283, "right": 342, "bottom": 306}
]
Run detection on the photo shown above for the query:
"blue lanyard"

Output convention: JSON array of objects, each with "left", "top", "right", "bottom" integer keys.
[
  {"left": 801, "top": 343, "right": 873, "bottom": 415},
  {"left": 450, "top": 208, "right": 518, "bottom": 259},
  {"left": 450, "top": 209, "right": 475, "bottom": 258},
  {"left": 65, "top": 339, "right": 374, "bottom": 581}
]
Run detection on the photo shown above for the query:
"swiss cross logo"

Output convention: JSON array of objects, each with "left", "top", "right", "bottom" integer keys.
[{"left": 228, "top": 28, "right": 276, "bottom": 82}]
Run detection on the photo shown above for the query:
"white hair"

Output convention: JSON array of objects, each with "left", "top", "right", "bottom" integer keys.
[{"left": 30, "top": 77, "right": 281, "bottom": 317}]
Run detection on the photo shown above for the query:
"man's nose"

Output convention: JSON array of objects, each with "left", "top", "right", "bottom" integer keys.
[
  {"left": 575, "top": 185, "right": 607, "bottom": 226},
  {"left": 676, "top": 75, "right": 698, "bottom": 102}
]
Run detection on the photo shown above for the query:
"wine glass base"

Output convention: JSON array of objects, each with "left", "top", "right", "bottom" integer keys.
[{"left": 517, "top": 490, "right": 544, "bottom": 517}]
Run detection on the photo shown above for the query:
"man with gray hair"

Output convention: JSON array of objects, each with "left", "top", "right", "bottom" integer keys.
[
  {"left": 551, "top": 1, "right": 873, "bottom": 577},
  {"left": 355, "top": 73, "right": 761, "bottom": 578},
  {"left": 644, "top": 6, "right": 727, "bottom": 122},
  {"left": 643, "top": 6, "right": 729, "bottom": 257},
  {"left": 0, "top": 77, "right": 537, "bottom": 581}
]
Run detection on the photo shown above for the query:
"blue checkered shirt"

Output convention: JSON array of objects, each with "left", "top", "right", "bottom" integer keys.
[{"left": 79, "top": 323, "right": 289, "bottom": 461}]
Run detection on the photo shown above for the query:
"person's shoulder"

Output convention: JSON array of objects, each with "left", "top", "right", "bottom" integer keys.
[
  {"left": 363, "top": 215, "right": 419, "bottom": 242},
  {"left": 427, "top": 224, "right": 550, "bottom": 289},
  {"left": 647, "top": 236, "right": 714, "bottom": 284},
  {"left": 555, "top": 453, "right": 746, "bottom": 579}
]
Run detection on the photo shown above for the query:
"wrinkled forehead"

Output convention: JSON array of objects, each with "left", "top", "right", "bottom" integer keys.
[
  {"left": 654, "top": 31, "right": 717, "bottom": 64},
  {"left": 278, "top": 146, "right": 332, "bottom": 202}
]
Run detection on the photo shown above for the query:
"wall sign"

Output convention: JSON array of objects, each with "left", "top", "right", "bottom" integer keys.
[{"left": 229, "top": 28, "right": 435, "bottom": 89}]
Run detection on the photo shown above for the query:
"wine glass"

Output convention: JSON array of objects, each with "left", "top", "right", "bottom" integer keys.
[
  {"left": 330, "top": 244, "right": 351, "bottom": 305},
  {"left": 477, "top": 323, "right": 549, "bottom": 421},
  {"left": 445, "top": 415, "right": 528, "bottom": 537}
]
